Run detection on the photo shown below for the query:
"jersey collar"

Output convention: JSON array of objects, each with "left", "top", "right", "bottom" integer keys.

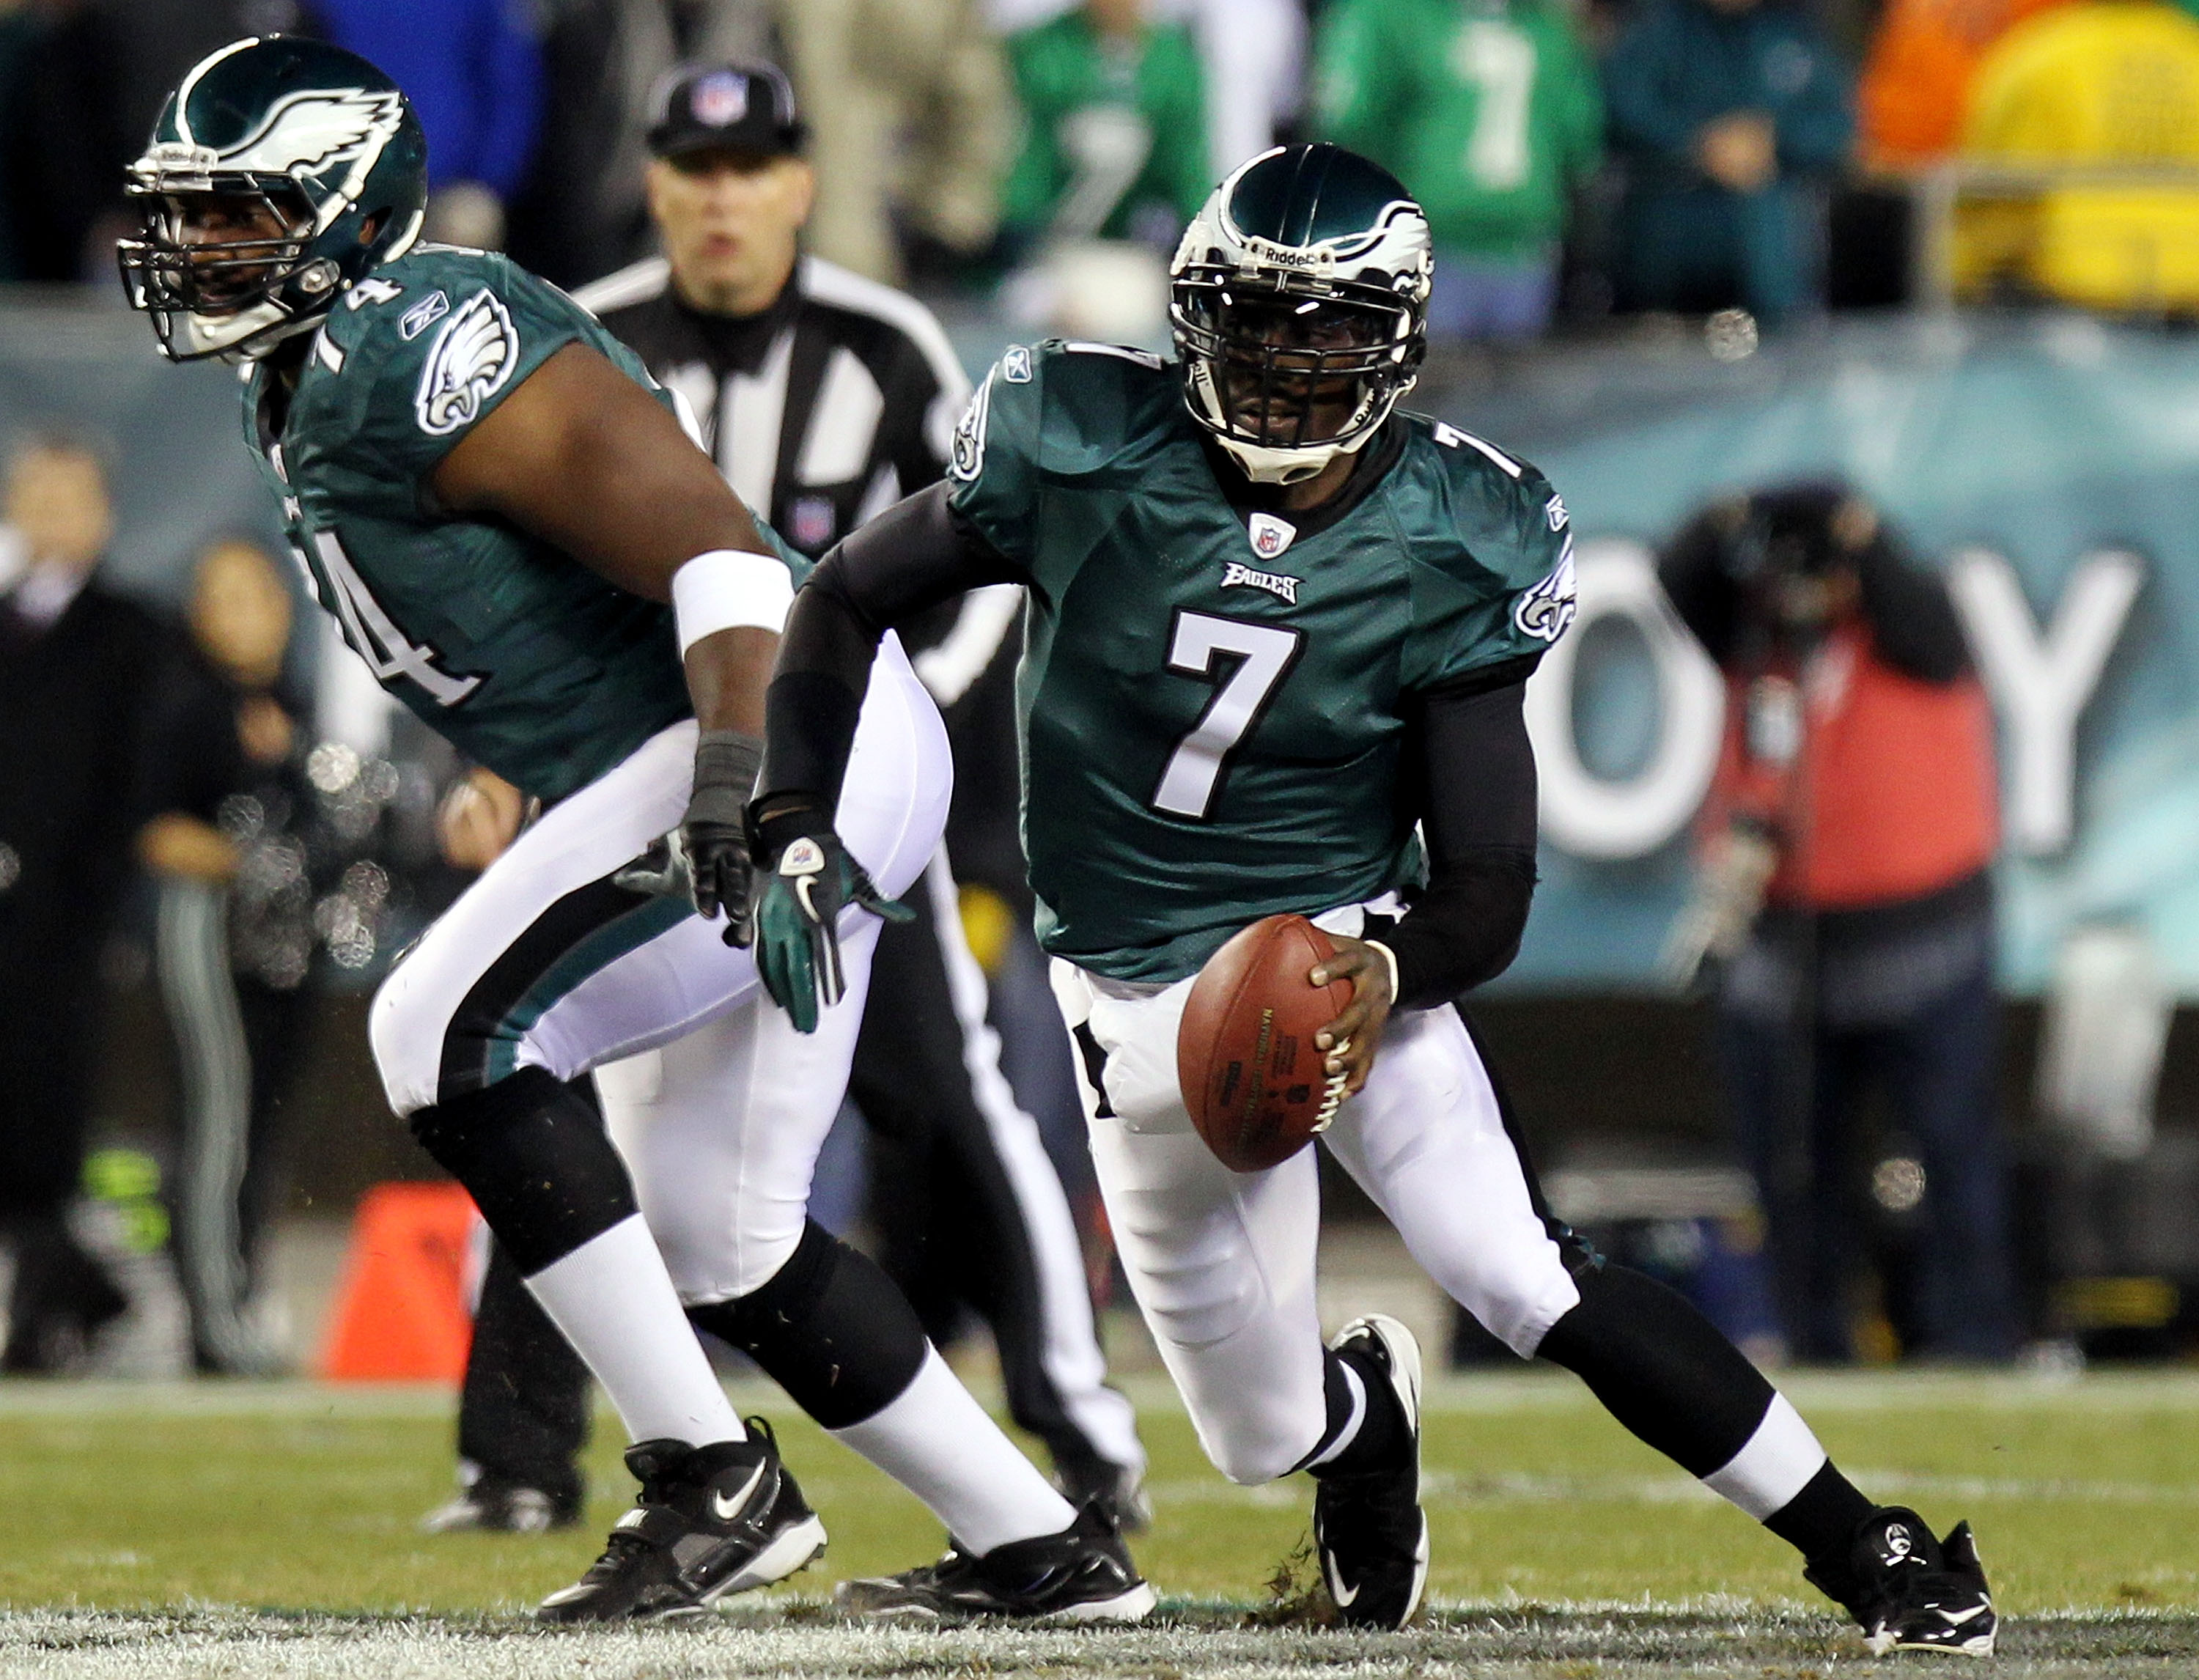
[{"left": 1198, "top": 417, "right": 1407, "bottom": 547}]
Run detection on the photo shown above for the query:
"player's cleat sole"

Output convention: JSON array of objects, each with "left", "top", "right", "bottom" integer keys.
[
  {"left": 537, "top": 1420, "right": 825, "bottom": 1624},
  {"left": 839, "top": 1578, "right": 1158, "bottom": 1626},
  {"left": 835, "top": 1500, "right": 1155, "bottom": 1624},
  {"left": 1312, "top": 1313, "right": 1428, "bottom": 1631},
  {"left": 1809, "top": 1508, "right": 1997, "bottom": 1657}
]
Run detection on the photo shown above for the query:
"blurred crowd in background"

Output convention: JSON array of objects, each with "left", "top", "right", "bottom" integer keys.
[
  {"left": 6, "top": 0, "right": 2199, "bottom": 1385},
  {"left": 3, "top": 0, "right": 2199, "bottom": 329}
]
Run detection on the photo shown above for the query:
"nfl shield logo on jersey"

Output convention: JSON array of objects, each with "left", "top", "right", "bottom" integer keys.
[{"left": 1248, "top": 512, "right": 1297, "bottom": 560}]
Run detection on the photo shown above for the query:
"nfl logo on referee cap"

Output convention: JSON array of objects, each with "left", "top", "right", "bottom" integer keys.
[{"left": 691, "top": 70, "right": 748, "bottom": 128}]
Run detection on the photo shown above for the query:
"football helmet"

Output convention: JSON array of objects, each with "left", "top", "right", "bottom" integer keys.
[
  {"left": 1171, "top": 144, "right": 1432, "bottom": 485},
  {"left": 117, "top": 36, "right": 427, "bottom": 362}
]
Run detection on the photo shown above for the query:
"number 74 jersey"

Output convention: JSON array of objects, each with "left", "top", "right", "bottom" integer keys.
[
  {"left": 242, "top": 244, "right": 801, "bottom": 804},
  {"left": 948, "top": 339, "right": 1577, "bottom": 987}
]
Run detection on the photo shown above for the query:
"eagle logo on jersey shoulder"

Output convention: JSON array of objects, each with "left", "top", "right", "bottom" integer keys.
[
  {"left": 949, "top": 372, "right": 994, "bottom": 482},
  {"left": 1513, "top": 548, "right": 1577, "bottom": 643},
  {"left": 415, "top": 289, "right": 517, "bottom": 436}
]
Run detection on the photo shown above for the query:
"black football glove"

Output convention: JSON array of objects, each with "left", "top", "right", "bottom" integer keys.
[
  {"left": 616, "top": 730, "right": 762, "bottom": 946},
  {"left": 748, "top": 799, "right": 911, "bottom": 1034}
]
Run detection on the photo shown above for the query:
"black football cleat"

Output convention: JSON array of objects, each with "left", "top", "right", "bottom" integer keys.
[
  {"left": 1805, "top": 1506, "right": 1998, "bottom": 1656},
  {"left": 1312, "top": 1313, "right": 1428, "bottom": 1630},
  {"left": 835, "top": 1500, "right": 1156, "bottom": 1624},
  {"left": 536, "top": 1419, "right": 825, "bottom": 1623},
  {"left": 421, "top": 1476, "right": 579, "bottom": 1534}
]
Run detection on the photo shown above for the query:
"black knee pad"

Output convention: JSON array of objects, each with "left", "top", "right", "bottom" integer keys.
[
  {"left": 688, "top": 1220, "right": 928, "bottom": 1429},
  {"left": 1535, "top": 1259, "right": 1775, "bottom": 1478},
  {"left": 408, "top": 1066, "right": 636, "bottom": 1277}
]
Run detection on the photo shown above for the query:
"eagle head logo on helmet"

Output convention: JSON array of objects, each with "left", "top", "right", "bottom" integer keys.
[
  {"left": 117, "top": 36, "right": 429, "bottom": 364},
  {"left": 1168, "top": 144, "right": 1432, "bottom": 487}
]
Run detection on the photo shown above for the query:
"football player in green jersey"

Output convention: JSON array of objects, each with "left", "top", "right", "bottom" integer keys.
[
  {"left": 120, "top": 36, "right": 1152, "bottom": 1626},
  {"left": 753, "top": 144, "right": 1999, "bottom": 1653}
]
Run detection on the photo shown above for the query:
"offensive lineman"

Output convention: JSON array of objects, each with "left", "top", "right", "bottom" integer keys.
[
  {"left": 120, "top": 36, "right": 1151, "bottom": 1624},
  {"left": 427, "top": 59, "right": 1144, "bottom": 1536},
  {"left": 748, "top": 143, "right": 2000, "bottom": 1652}
]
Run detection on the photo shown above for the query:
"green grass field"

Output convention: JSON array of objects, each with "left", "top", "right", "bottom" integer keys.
[{"left": 4, "top": 1369, "right": 2198, "bottom": 1676}]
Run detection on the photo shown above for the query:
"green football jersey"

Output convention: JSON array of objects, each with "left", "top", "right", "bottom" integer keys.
[
  {"left": 948, "top": 340, "right": 1575, "bottom": 984},
  {"left": 243, "top": 243, "right": 805, "bottom": 803}
]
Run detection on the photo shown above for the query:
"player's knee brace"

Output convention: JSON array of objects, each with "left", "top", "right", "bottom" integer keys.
[
  {"left": 407, "top": 1066, "right": 637, "bottom": 1277},
  {"left": 687, "top": 1219, "right": 927, "bottom": 1429},
  {"left": 1533, "top": 1257, "right": 1777, "bottom": 1478}
]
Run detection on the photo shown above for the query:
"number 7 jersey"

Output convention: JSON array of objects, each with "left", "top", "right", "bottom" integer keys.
[
  {"left": 243, "top": 243, "right": 803, "bottom": 804},
  {"left": 949, "top": 339, "right": 1576, "bottom": 985}
]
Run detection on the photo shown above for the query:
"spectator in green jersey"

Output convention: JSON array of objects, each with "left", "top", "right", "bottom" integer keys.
[
  {"left": 1317, "top": 0, "right": 1603, "bottom": 342},
  {"left": 1604, "top": 0, "right": 1854, "bottom": 325},
  {"left": 1001, "top": 0, "right": 1211, "bottom": 256}
]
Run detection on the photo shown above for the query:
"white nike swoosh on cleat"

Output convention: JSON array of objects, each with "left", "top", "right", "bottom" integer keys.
[
  {"left": 710, "top": 1463, "right": 766, "bottom": 1523},
  {"left": 1323, "top": 1552, "right": 1360, "bottom": 1608},
  {"left": 1938, "top": 1604, "right": 1993, "bottom": 1626}
]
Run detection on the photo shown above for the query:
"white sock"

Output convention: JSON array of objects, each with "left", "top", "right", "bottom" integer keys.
[
  {"left": 1702, "top": 1393, "right": 1828, "bottom": 1520},
  {"left": 524, "top": 1214, "right": 743, "bottom": 1448},
  {"left": 831, "top": 1347, "right": 1076, "bottom": 1555}
]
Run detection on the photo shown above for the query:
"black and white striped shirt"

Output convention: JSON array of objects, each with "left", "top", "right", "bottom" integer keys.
[{"left": 575, "top": 253, "right": 971, "bottom": 559}]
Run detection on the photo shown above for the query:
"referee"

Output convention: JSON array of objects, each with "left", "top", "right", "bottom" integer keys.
[{"left": 426, "top": 62, "right": 1146, "bottom": 1535}]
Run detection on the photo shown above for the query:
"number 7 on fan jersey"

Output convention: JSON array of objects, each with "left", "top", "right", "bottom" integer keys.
[{"left": 1151, "top": 610, "right": 1303, "bottom": 819}]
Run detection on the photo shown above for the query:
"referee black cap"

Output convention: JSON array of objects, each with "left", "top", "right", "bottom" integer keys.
[{"left": 647, "top": 62, "right": 806, "bottom": 160}]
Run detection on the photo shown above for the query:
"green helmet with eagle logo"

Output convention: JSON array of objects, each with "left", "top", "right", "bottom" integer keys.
[
  {"left": 118, "top": 36, "right": 427, "bottom": 362},
  {"left": 1170, "top": 144, "right": 1432, "bottom": 486}
]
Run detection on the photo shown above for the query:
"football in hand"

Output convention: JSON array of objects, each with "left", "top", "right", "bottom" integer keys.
[{"left": 1177, "top": 914, "right": 1355, "bottom": 1172}]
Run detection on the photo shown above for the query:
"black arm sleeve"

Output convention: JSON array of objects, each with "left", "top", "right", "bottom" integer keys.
[
  {"left": 1379, "top": 660, "right": 1541, "bottom": 1010},
  {"left": 760, "top": 479, "right": 1028, "bottom": 803},
  {"left": 1857, "top": 534, "right": 1970, "bottom": 683}
]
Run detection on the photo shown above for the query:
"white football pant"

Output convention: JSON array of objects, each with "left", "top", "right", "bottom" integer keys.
[
  {"left": 1055, "top": 898, "right": 1584, "bottom": 1485},
  {"left": 371, "top": 634, "right": 950, "bottom": 1301}
]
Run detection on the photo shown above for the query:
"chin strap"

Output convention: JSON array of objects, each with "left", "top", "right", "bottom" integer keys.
[{"left": 1208, "top": 400, "right": 1393, "bottom": 486}]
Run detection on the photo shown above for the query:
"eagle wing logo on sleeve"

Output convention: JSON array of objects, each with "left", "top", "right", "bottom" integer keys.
[
  {"left": 949, "top": 369, "right": 995, "bottom": 483},
  {"left": 415, "top": 290, "right": 518, "bottom": 436},
  {"left": 1513, "top": 547, "right": 1578, "bottom": 643}
]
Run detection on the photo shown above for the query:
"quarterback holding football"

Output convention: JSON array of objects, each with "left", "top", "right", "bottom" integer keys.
[{"left": 752, "top": 142, "right": 1998, "bottom": 1652}]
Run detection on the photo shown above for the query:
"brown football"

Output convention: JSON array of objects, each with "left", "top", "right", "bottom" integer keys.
[{"left": 1178, "top": 914, "right": 1355, "bottom": 1173}]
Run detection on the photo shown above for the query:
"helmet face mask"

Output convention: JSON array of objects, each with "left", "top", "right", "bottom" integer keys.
[
  {"left": 122, "top": 183, "right": 312, "bottom": 312},
  {"left": 1175, "top": 273, "right": 1418, "bottom": 460},
  {"left": 118, "top": 37, "right": 428, "bottom": 364},
  {"left": 1171, "top": 145, "right": 1432, "bottom": 486}
]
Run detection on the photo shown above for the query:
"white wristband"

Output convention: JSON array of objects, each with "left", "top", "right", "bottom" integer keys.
[
  {"left": 1366, "top": 938, "right": 1401, "bottom": 1003},
  {"left": 671, "top": 549, "right": 795, "bottom": 653}
]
